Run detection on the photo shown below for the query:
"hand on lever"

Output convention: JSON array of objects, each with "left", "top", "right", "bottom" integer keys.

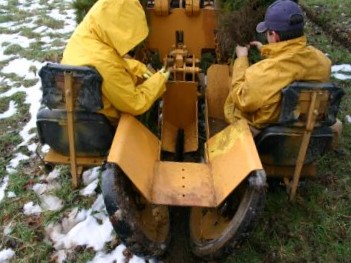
[{"left": 158, "top": 66, "right": 170, "bottom": 81}]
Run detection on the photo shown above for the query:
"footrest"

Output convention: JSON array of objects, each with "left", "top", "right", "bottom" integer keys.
[{"left": 44, "top": 149, "right": 105, "bottom": 166}]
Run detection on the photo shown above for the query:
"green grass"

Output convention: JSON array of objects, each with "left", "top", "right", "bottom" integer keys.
[
  {"left": 301, "top": 0, "right": 351, "bottom": 22},
  {"left": 225, "top": 11, "right": 351, "bottom": 262},
  {"left": 34, "top": 16, "right": 64, "bottom": 30}
]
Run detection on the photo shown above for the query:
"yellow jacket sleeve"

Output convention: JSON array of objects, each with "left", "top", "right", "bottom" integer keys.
[
  {"left": 124, "top": 58, "right": 148, "bottom": 78},
  {"left": 102, "top": 64, "right": 166, "bottom": 116}
]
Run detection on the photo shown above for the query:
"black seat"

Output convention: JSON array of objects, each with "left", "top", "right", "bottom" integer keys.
[
  {"left": 255, "top": 82, "right": 344, "bottom": 168},
  {"left": 36, "top": 63, "right": 115, "bottom": 156}
]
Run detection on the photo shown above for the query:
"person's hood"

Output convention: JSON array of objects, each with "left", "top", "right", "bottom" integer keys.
[{"left": 86, "top": 0, "right": 148, "bottom": 56}]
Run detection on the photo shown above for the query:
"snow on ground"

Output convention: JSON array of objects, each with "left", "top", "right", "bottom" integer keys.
[
  {"left": 332, "top": 64, "right": 351, "bottom": 80},
  {"left": 0, "top": 0, "right": 350, "bottom": 261},
  {"left": 0, "top": 0, "right": 149, "bottom": 262}
]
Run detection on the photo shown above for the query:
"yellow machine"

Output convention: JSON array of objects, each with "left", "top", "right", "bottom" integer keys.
[{"left": 36, "top": 0, "right": 344, "bottom": 260}]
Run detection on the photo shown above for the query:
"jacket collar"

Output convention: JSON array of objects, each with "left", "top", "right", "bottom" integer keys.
[{"left": 260, "top": 36, "right": 307, "bottom": 58}]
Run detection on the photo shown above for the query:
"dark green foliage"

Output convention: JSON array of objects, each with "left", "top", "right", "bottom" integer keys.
[
  {"left": 217, "top": 0, "right": 275, "bottom": 61},
  {"left": 72, "top": 0, "right": 97, "bottom": 23}
]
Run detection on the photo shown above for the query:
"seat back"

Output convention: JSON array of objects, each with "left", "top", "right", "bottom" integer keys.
[
  {"left": 255, "top": 82, "right": 344, "bottom": 166},
  {"left": 36, "top": 63, "right": 115, "bottom": 156}
]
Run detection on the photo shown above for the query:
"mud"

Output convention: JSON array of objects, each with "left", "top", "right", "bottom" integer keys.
[
  {"left": 158, "top": 207, "right": 201, "bottom": 263},
  {"left": 302, "top": 4, "right": 351, "bottom": 53}
]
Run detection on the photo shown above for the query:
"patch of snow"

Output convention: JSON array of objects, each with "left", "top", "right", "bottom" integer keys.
[
  {"left": 332, "top": 64, "right": 351, "bottom": 72},
  {"left": 18, "top": 81, "right": 43, "bottom": 148},
  {"left": 27, "top": 143, "right": 38, "bottom": 152},
  {"left": 80, "top": 179, "right": 99, "bottom": 196},
  {"left": 46, "top": 208, "right": 114, "bottom": 251},
  {"left": 2, "top": 58, "right": 41, "bottom": 78},
  {"left": 23, "top": 201, "right": 43, "bottom": 215},
  {"left": 332, "top": 64, "right": 351, "bottom": 80},
  {"left": 0, "top": 248, "right": 15, "bottom": 263},
  {"left": 6, "top": 152, "right": 30, "bottom": 173},
  {"left": 40, "top": 194, "right": 63, "bottom": 211},
  {"left": 7, "top": 191, "right": 16, "bottom": 198},
  {"left": 80, "top": 168, "right": 100, "bottom": 196},
  {"left": 0, "top": 100, "right": 17, "bottom": 119},
  {"left": 46, "top": 168, "right": 61, "bottom": 182},
  {"left": 0, "top": 86, "right": 27, "bottom": 98},
  {"left": 0, "top": 176, "right": 9, "bottom": 203},
  {"left": 346, "top": 115, "right": 351, "bottom": 123},
  {"left": 32, "top": 182, "right": 60, "bottom": 195},
  {"left": 92, "top": 195, "right": 105, "bottom": 212},
  {"left": 0, "top": 33, "right": 34, "bottom": 49},
  {"left": 89, "top": 245, "right": 147, "bottom": 263},
  {"left": 4, "top": 223, "right": 12, "bottom": 235}
]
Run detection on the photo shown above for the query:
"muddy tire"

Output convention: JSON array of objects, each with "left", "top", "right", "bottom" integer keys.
[
  {"left": 189, "top": 170, "right": 266, "bottom": 260},
  {"left": 101, "top": 162, "right": 170, "bottom": 259}
]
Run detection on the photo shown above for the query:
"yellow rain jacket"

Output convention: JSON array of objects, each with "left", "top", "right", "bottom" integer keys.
[
  {"left": 224, "top": 36, "right": 331, "bottom": 129},
  {"left": 61, "top": 0, "right": 167, "bottom": 123}
]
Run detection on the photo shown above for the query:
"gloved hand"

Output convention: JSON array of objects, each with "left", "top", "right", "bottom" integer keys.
[
  {"left": 158, "top": 66, "right": 170, "bottom": 81},
  {"left": 142, "top": 69, "right": 153, "bottom": 79}
]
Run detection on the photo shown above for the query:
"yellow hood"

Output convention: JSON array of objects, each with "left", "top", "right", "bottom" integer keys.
[
  {"left": 85, "top": 0, "right": 148, "bottom": 56},
  {"left": 62, "top": 0, "right": 166, "bottom": 123}
]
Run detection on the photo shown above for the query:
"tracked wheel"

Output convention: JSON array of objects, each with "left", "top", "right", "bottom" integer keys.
[
  {"left": 101, "top": 162, "right": 170, "bottom": 259},
  {"left": 189, "top": 170, "right": 266, "bottom": 260}
]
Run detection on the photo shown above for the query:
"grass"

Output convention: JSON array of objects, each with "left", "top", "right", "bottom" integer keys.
[
  {"left": 0, "top": 0, "right": 350, "bottom": 262},
  {"left": 301, "top": 0, "right": 351, "bottom": 22},
  {"left": 224, "top": 4, "right": 351, "bottom": 262},
  {"left": 226, "top": 176, "right": 351, "bottom": 262}
]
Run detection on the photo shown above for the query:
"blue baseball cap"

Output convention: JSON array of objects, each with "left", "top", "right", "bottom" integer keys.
[{"left": 256, "top": 0, "right": 304, "bottom": 33}]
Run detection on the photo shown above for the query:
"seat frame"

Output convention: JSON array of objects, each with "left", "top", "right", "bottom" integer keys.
[
  {"left": 37, "top": 63, "right": 112, "bottom": 188},
  {"left": 256, "top": 82, "right": 344, "bottom": 200}
]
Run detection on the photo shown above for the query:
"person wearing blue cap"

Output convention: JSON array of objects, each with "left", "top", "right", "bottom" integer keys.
[{"left": 224, "top": 0, "right": 335, "bottom": 136}]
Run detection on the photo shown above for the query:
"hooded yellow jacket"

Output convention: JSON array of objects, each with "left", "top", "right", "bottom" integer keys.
[
  {"left": 61, "top": 0, "right": 166, "bottom": 123},
  {"left": 224, "top": 36, "right": 331, "bottom": 129}
]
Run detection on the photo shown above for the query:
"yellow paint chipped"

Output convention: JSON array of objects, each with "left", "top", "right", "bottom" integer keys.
[{"left": 207, "top": 120, "right": 249, "bottom": 160}]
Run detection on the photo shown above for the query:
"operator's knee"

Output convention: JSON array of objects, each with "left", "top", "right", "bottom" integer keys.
[{"left": 330, "top": 119, "right": 343, "bottom": 150}]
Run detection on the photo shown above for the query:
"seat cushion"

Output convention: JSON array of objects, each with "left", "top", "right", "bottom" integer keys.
[
  {"left": 37, "top": 108, "right": 115, "bottom": 156},
  {"left": 255, "top": 126, "right": 333, "bottom": 166}
]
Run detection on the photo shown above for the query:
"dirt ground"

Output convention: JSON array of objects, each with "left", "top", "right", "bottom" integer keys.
[{"left": 302, "top": 4, "right": 351, "bottom": 52}]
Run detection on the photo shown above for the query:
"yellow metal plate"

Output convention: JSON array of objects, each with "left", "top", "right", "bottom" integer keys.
[
  {"left": 107, "top": 115, "right": 263, "bottom": 207},
  {"left": 207, "top": 119, "right": 263, "bottom": 205},
  {"left": 161, "top": 81, "right": 198, "bottom": 153},
  {"left": 146, "top": 8, "right": 218, "bottom": 59},
  {"left": 107, "top": 114, "right": 160, "bottom": 199},
  {"left": 44, "top": 149, "right": 105, "bottom": 166},
  {"left": 206, "top": 64, "right": 231, "bottom": 120},
  {"left": 153, "top": 161, "right": 214, "bottom": 206}
]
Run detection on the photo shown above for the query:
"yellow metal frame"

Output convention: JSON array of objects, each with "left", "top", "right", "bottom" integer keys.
[
  {"left": 108, "top": 114, "right": 262, "bottom": 207},
  {"left": 287, "top": 90, "right": 327, "bottom": 201},
  {"left": 161, "top": 82, "right": 198, "bottom": 153}
]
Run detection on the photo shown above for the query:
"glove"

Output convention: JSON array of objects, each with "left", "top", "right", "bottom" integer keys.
[
  {"left": 142, "top": 69, "right": 153, "bottom": 79},
  {"left": 159, "top": 66, "right": 170, "bottom": 81}
]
